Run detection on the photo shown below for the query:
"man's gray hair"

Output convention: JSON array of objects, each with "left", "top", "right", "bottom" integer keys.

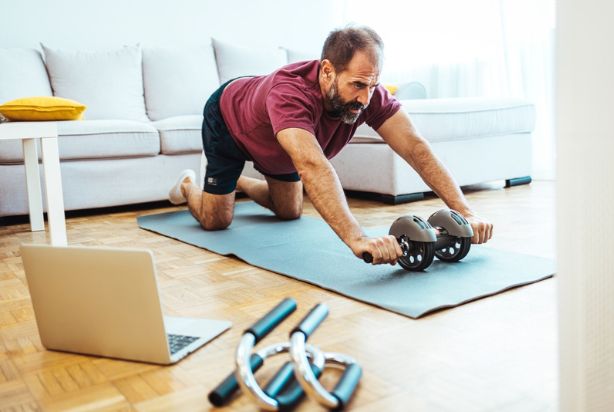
[{"left": 321, "top": 25, "right": 384, "bottom": 72}]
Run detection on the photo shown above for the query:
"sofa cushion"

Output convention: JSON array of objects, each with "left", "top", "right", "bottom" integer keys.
[
  {"left": 153, "top": 115, "right": 203, "bottom": 155},
  {"left": 212, "top": 39, "right": 288, "bottom": 84},
  {"left": 143, "top": 45, "right": 219, "bottom": 121},
  {"left": 42, "top": 44, "right": 148, "bottom": 122},
  {"left": 0, "top": 48, "right": 52, "bottom": 103},
  {"left": 0, "top": 120, "right": 159, "bottom": 163},
  {"left": 351, "top": 98, "right": 536, "bottom": 143}
]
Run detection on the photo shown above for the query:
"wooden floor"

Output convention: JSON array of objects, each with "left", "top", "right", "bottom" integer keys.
[{"left": 0, "top": 181, "right": 557, "bottom": 412}]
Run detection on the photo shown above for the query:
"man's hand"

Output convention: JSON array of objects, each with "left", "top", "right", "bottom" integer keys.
[
  {"left": 377, "top": 112, "right": 494, "bottom": 246},
  {"left": 349, "top": 235, "right": 403, "bottom": 265},
  {"left": 464, "top": 213, "right": 493, "bottom": 244}
]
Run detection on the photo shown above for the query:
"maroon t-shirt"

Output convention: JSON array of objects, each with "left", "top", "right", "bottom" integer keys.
[{"left": 219, "top": 60, "right": 401, "bottom": 175}]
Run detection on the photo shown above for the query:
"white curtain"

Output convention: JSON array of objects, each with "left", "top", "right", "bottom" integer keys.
[{"left": 341, "top": 0, "right": 555, "bottom": 179}]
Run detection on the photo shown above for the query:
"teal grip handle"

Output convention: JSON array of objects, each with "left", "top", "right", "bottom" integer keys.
[
  {"left": 263, "top": 361, "right": 294, "bottom": 397},
  {"left": 208, "top": 354, "right": 264, "bottom": 406},
  {"left": 291, "top": 303, "right": 329, "bottom": 339},
  {"left": 330, "top": 363, "right": 362, "bottom": 410},
  {"left": 246, "top": 298, "right": 297, "bottom": 343},
  {"left": 275, "top": 363, "right": 323, "bottom": 412}
]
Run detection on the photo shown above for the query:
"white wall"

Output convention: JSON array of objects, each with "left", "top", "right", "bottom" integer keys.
[
  {"left": 0, "top": 0, "right": 342, "bottom": 52},
  {"left": 342, "top": 0, "right": 556, "bottom": 180},
  {"left": 557, "top": 0, "right": 614, "bottom": 410}
]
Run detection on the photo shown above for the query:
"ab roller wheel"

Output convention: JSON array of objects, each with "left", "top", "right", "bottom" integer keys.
[
  {"left": 363, "top": 208, "right": 474, "bottom": 271},
  {"left": 388, "top": 214, "right": 437, "bottom": 271},
  {"left": 428, "top": 209, "right": 473, "bottom": 262},
  {"left": 209, "top": 298, "right": 362, "bottom": 411}
]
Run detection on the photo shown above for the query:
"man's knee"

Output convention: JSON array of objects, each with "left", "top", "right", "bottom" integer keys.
[
  {"left": 200, "top": 211, "right": 233, "bottom": 230},
  {"left": 273, "top": 204, "right": 303, "bottom": 220},
  {"left": 199, "top": 192, "right": 235, "bottom": 230},
  {"left": 201, "top": 217, "right": 232, "bottom": 230}
]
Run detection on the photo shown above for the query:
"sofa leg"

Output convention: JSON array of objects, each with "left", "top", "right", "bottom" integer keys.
[
  {"left": 505, "top": 176, "right": 532, "bottom": 187},
  {"left": 345, "top": 190, "right": 425, "bottom": 205}
]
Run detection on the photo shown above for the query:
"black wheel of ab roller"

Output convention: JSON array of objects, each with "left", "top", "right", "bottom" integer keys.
[
  {"left": 397, "top": 237, "right": 435, "bottom": 271},
  {"left": 434, "top": 236, "right": 471, "bottom": 262},
  {"left": 428, "top": 209, "right": 474, "bottom": 264},
  {"left": 359, "top": 215, "right": 439, "bottom": 271}
]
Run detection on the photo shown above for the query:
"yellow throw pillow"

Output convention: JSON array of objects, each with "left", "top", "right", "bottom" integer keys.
[
  {"left": 384, "top": 84, "right": 399, "bottom": 95},
  {"left": 0, "top": 96, "right": 86, "bottom": 121}
]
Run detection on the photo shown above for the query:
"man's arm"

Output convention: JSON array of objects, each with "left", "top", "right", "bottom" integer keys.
[
  {"left": 277, "top": 128, "right": 402, "bottom": 264},
  {"left": 376, "top": 110, "right": 493, "bottom": 243}
]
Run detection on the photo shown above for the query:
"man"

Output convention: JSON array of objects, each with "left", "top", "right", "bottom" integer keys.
[{"left": 169, "top": 26, "right": 493, "bottom": 266}]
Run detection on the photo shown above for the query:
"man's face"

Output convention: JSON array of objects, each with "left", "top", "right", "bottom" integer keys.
[{"left": 324, "top": 51, "right": 380, "bottom": 125}]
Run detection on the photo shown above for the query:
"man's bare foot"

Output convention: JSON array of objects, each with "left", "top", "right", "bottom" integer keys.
[
  {"left": 169, "top": 169, "right": 196, "bottom": 205},
  {"left": 236, "top": 176, "right": 247, "bottom": 192}
]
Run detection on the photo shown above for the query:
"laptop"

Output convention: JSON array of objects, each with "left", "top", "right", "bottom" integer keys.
[{"left": 20, "top": 244, "right": 231, "bottom": 365}]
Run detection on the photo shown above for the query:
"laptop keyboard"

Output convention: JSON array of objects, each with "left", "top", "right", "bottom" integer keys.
[{"left": 168, "top": 334, "right": 199, "bottom": 355}]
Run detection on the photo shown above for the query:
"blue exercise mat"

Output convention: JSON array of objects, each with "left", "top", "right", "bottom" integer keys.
[{"left": 138, "top": 202, "right": 554, "bottom": 318}]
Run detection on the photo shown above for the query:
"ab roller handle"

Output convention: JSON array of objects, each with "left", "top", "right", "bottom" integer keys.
[
  {"left": 362, "top": 252, "right": 373, "bottom": 264},
  {"left": 361, "top": 241, "right": 409, "bottom": 264}
]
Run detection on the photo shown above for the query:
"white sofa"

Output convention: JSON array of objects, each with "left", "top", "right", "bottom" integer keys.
[
  {"left": 0, "top": 41, "right": 534, "bottom": 217},
  {"left": 330, "top": 98, "right": 534, "bottom": 203}
]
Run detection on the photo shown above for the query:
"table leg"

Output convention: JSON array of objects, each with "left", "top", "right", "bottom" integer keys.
[
  {"left": 22, "top": 138, "right": 44, "bottom": 232},
  {"left": 41, "top": 137, "right": 67, "bottom": 246}
]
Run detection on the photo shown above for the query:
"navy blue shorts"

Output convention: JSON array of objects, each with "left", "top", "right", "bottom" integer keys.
[{"left": 201, "top": 80, "right": 300, "bottom": 195}]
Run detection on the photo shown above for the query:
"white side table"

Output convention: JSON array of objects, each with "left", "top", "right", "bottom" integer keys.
[{"left": 0, "top": 122, "right": 67, "bottom": 246}]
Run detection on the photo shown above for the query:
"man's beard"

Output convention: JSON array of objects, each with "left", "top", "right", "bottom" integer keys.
[{"left": 326, "top": 81, "right": 366, "bottom": 125}]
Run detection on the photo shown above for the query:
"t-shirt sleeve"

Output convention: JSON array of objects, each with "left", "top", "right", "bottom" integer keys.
[
  {"left": 364, "top": 85, "right": 402, "bottom": 130},
  {"left": 266, "top": 83, "right": 317, "bottom": 136}
]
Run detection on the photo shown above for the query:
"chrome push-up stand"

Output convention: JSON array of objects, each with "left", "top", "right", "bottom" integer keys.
[{"left": 208, "top": 298, "right": 362, "bottom": 411}]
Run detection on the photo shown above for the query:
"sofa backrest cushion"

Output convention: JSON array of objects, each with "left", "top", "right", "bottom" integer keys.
[
  {"left": 285, "top": 48, "right": 319, "bottom": 64},
  {"left": 42, "top": 44, "right": 148, "bottom": 121},
  {"left": 0, "top": 48, "right": 52, "bottom": 103},
  {"left": 212, "top": 39, "right": 288, "bottom": 84},
  {"left": 152, "top": 115, "right": 203, "bottom": 155},
  {"left": 143, "top": 45, "right": 219, "bottom": 121}
]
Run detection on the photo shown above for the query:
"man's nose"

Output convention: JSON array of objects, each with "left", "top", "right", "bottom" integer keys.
[{"left": 356, "top": 88, "right": 370, "bottom": 106}]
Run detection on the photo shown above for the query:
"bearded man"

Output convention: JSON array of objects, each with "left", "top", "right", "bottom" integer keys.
[{"left": 169, "top": 26, "right": 493, "bottom": 266}]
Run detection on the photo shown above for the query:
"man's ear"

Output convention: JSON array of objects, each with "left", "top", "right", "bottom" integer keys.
[{"left": 320, "top": 59, "right": 336, "bottom": 80}]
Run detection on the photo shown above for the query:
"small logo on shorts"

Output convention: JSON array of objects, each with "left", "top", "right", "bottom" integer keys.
[{"left": 207, "top": 177, "right": 218, "bottom": 186}]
